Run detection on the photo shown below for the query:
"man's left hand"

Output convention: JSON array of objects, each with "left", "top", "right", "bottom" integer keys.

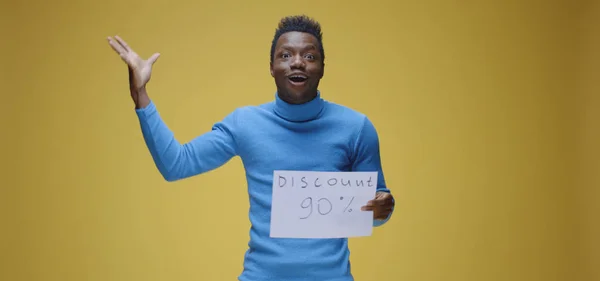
[{"left": 361, "top": 192, "right": 395, "bottom": 220}]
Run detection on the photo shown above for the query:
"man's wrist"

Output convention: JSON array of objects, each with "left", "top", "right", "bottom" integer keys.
[{"left": 131, "top": 86, "right": 150, "bottom": 109}]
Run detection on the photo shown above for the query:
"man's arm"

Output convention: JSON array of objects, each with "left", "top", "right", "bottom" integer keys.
[
  {"left": 135, "top": 97, "right": 239, "bottom": 182},
  {"left": 351, "top": 116, "right": 395, "bottom": 227},
  {"left": 106, "top": 36, "right": 238, "bottom": 182}
]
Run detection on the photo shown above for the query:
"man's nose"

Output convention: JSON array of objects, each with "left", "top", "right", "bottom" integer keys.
[{"left": 290, "top": 55, "right": 305, "bottom": 68}]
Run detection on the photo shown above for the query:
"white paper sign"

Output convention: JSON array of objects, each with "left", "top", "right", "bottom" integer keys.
[{"left": 270, "top": 170, "right": 378, "bottom": 239}]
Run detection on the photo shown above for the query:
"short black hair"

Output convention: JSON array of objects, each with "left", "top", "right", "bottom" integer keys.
[{"left": 270, "top": 15, "right": 325, "bottom": 64}]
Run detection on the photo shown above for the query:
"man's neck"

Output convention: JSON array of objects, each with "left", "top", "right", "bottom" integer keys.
[
  {"left": 273, "top": 91, "right": 324, "bottom": 122},
  {"left": 277, "top": 91, "right": 318, "bottom": 105}
]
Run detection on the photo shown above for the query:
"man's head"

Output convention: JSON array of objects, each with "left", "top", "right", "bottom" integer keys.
[{"left": 270, "top": 15, "right": 325, "bottom": 104}]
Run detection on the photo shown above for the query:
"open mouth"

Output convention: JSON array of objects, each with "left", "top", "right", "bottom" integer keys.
[{"left": 288, "top": 75, "right": 308, "bottom": 84}]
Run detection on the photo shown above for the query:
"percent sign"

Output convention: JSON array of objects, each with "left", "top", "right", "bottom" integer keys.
[{"left": 299, "top": 196, "right": 355, "bottom": 219}]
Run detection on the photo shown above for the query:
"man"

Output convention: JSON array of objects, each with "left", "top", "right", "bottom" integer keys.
[{"left": 108, "top": 15, "right": 395, "bottom": 281}]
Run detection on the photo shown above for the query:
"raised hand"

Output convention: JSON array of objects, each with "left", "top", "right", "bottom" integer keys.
[{"left": 107, "top": 36, "right": 160, "bottom": 108}]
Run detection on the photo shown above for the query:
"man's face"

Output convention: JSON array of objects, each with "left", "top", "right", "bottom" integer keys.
[{"left": 270, "top": 31, "right": 324, "bottom": 104}]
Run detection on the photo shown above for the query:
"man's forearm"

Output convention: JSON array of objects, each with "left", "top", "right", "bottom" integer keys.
[{"left": 134, "top": 96, "right": 240, "bottom": 182}]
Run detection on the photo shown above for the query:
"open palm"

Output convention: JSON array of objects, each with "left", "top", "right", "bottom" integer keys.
[{"left": 107, "top": 35, "right": 160, "bottom": 91}]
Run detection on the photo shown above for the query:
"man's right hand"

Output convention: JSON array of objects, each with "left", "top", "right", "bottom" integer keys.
[{"left": 107, "top": 35, "right": 160, "bottom": 108}]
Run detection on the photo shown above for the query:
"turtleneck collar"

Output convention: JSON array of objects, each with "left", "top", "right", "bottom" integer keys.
[{"left": 273, "top": 91, "right": 325, "bottom": 122}]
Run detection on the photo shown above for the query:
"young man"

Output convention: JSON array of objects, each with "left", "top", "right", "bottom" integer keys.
[{"left": 108, "top": 15, "right": 395, "bottom": 281}]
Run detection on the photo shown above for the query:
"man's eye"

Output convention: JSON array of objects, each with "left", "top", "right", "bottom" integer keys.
[
  {"left": 305, "top": 54, "right": 314, "bottom": 60},
  {"left": 282, "top": 53, "right": 291, "bottom": 58}
]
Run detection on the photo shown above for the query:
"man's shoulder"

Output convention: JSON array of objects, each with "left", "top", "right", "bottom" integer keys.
[
  {"left": 322, "top": 100, "right": 382, "bottom": 141},
  {"left": 324, "top": 100, "right": 369, "bottom": 124},
  {"left": 219, "top": 101, "right": 275, "bottom": 127},
  {"left": 227, "top": 100, "right": 274, "bottom": 115}
]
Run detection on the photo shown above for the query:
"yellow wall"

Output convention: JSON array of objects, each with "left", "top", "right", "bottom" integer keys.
[
  {"left": 2, "top": 0, "right": 595, "bottom": 280},
  {"left": 575, "top": 1, "right": 600, "bottom": 280}
]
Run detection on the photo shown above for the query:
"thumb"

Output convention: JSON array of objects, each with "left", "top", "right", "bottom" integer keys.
[{"left": 148, "top": 53, "right": 160, "bottom": 65}]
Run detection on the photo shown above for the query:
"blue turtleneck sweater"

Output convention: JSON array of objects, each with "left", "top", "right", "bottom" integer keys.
[{"left": 135, "top": 92, "right": 393, "bottom": 281}]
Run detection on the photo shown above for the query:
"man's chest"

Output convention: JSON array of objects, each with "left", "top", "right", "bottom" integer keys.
[{"left": 238, "top": 127, "right": 354, "bottom": 172}]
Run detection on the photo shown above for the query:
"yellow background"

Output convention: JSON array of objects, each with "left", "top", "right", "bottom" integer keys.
[{"left": 2, "top": 0, "right": 598, "bottom": 281}]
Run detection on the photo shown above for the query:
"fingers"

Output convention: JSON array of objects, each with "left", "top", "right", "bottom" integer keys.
[
  {"left": 361, "top": 193, "right": 395, "bottom": 218},
  {"left": 148, "top": 53, "right": 161, "bottom": 65},
  {"left": 114, "top": 35, "right": 131, "bottom": 52},
  {"left": 106, "top": 35, "right": 131, "bottom": 54},
  {"left": 107, "top": 36, "right": 134, "bottom": 66},
  {"left": 362, "top": 206, "right": 392, "bottom": 219},
  {"left": 360, "top": 198, "right": 384, "bottom": 211},
  {"left": 365, "top": 198, "right": 389, "bottom": 207},
  {"left": 107, "top": 36, "right": 126, "bottom": 55},
  {"left": 107, "top": 35, "right": 135, "bottom": 63},
  {"left": 372, "top": 207, "right": 394, "bottom": 220},
  {"left": 107, "top": 36, "right": 160, "bottom": 67},
  {"left": 360, "top": 205, "right": 393, "bottom": 212},
  {"left": 376, "top": 192, "right": 392, "bottom": 200}
]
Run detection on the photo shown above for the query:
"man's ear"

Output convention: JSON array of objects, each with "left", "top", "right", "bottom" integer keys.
[
  {"left": 270, "top": 62, "right": 274, "bottom": 77},
  {"left": 320, "top": 62, "right": 325, "bottom": 78}
]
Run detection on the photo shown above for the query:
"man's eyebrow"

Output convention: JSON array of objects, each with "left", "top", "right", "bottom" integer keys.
[{"left": 279, "top": 44, "right": 318, "bottom": 50}]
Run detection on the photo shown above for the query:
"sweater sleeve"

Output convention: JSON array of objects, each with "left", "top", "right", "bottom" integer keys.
[
  {"left": 135, "top": 100, "right": 239, "bottom": 182},
  {"left": 351, "top": 116, "right": 394, "bottom": 227}
]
